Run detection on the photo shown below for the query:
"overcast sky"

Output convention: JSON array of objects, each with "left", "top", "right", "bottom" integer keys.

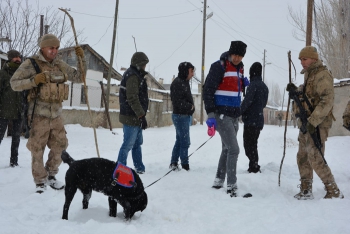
[{"left": 37, "top": 0, "right": 308, "bottom": 88}]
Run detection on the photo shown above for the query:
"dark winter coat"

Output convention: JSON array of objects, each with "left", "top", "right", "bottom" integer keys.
[
  {"left": 240, "top": 75, "right": 269, "bottom": 129},
  {"left": 203, "top": 52, "right": 244, "bottom": 118},
  {"left": 170, "top": 75, "right": 194, "bottom": 116},
  {"left": 0, "top": 62, "right": 23, "bottom": 119},
  {"left": 119, "top": 66, "right": 149, "bottom": 126}
]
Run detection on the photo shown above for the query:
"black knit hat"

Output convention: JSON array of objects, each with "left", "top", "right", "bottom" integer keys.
[
  {"left": 7, "top": 50, "right": 21, "bottom": 61},
  {"left": 178, "top": 61, "right": 194, "bottom": 79},
  {"left": 228, "top": 41, "right": 247, "bottom": 57},
  {"left": 249, "top": 62, "right": 262, "bottom": 77}
]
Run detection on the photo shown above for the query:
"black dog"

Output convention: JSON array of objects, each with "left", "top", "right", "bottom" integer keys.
[{"left": 61, "top": 150, "right": 147, "bottom": 220}]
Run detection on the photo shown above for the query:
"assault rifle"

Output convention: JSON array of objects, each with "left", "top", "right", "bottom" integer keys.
[{"left": 288, "top": 89, "right": 327, "bottom": 165}]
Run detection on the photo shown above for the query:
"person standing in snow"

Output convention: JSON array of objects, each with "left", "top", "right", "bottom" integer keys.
[
  {"left": 203, "top": 41, "right": 249, "bottom": 197},
  {"left": 117, "top": 52, "right": 149, "bottom": 174},
  {"left": 0, "top": 50, "right": 23, "bottom": 167},
  {"left": 286, "top": 46, "right": 344, "bottom": 199},
  {"left": 277, "top": 112, "right": 283, "bottom": 127},
  {"left": 10, "top": 34, "right": 85, "bottom": 193},
  {"left": 240, "top": 62, "right": 268, "bottom": 173},
  {"left": 169, "top": 62, "right": 195, "bottom": 171}
]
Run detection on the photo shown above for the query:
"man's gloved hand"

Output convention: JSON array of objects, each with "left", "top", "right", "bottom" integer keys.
[
  {"left": 286, "top": 83, "right": 297, "bottom": 92},
  {"left": 34, "top": 73, "right": 46, "bottom": 85},
  {"left": 343, "top": 115, "right": 350, "bottom": 131},
  {"left": 242, "top": 77, "right": 250, "bottom": 87},
  {"left": 206, "top": 118, "right": 217, "bottom": 128},
  {"left": 75, "top": 46, "right": 84, "bottom": 58},
  {"left": 139, "top": 116, "right": 148, "bottom": 130},
  {"left": 306, "top": 122, "right": 315, "bottom": 134}
]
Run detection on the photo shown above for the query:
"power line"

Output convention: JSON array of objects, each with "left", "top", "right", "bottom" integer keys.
[
  {"left": 153, "top": 19, "right": 203, "bottom": 71},
  {"left": 70, "top": 9, "right": 202, "bottom": 20}
]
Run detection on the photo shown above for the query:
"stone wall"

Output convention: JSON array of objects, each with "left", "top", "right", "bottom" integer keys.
[{"left": 62, "top": 99, "right": 173, "bottom": 129}]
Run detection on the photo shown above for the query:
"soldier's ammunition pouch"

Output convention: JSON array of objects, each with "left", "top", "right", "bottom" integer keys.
[{"left": 28, "top": 70, "right": 69, "bottom": 103}]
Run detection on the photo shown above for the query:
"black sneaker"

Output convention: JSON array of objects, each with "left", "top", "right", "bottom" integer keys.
[
  {"left": 181, "top": 164, "right": 190, "bottom": 171},
  {"left": 10, "top": 162, "right": 19, "bottom": 167},
  {"left": 248, "top": 164, "right": 261, "bottom": 173},
  {"left": 169, "top": 163, "right": 181, "bottom": 171},
  {"left": 212, "top": 185, "right": 223, "bottom": 189}
]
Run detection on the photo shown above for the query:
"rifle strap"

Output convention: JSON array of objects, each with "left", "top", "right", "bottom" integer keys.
[{"left": 28, "top": 58, "right": 42, "bottom": 74}]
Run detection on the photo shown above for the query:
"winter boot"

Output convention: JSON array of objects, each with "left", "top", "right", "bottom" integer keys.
[
  {"left": 227, "top": 184, "right": 238, "bottom": 197},
  {"left": 212, "top": 178, "right": 224, "bottom": 189},
  {"left": 181, "top": 164, "right": 190, "bottom": 171},
  {"left": 36, "top": 183, "right": 46, "bottom": 194},
  {"left": 47, "top": 176, "right": 65, "bottom": 190},
  {"left": 169, "top": 162, "right": 181, "bottom": 171},
  {"left": 324, "top": 182, "right": 344, "bottom": 199},
  {"left": 294, "top": 179, "right": 314, "bottom": 200},
  {"left": 10, "top": 156, "right": 18, "bottom": 167},
  {"left": 248, "top": 164, "right": 261, "bottom": 173}
]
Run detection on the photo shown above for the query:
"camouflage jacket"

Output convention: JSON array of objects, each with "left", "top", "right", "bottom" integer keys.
[
  {"left": 298, "top": 60, "right": 334, "bottom": 129},
  {"left": 10, "top": 51, "right": 84, "bottom": 119}
]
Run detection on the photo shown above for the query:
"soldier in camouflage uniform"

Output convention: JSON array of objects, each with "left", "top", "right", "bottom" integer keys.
[
  {"left": 343, "top": 100, "right": 350, "bottom": 131},
  {"left": 10, "top": 34, "right": 85, "bottom": 193},
  {"left": 287, "top": 46, "right": 343, "bottom": 200}
]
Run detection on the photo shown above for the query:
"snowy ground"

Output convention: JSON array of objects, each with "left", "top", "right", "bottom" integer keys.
[{"left": 0, "top": 123, "right": 349, "bottom": 234}]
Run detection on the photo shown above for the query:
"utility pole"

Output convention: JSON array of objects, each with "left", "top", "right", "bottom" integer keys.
[
  {"left": 106, "top": 0, "right": 119, "bottom": 110},
  {"left": 262, "top": 49, "right": 266, "bottom": 82},
  {"left": 199, "top": 0, "right": 214, "bottom": 125},
  {"left": 199, "top": 0, "right": 207, "bottom": 125},
  {"left": 40, "top": 15, "right": 44, "bottom": 37},
  {"left": 306, "top": 0, "right": 314, "bottom": 46}
]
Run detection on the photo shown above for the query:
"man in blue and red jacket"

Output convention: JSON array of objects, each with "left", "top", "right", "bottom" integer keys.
[{"left": 203, "top": 41, "right": 249, "bottom": 197}]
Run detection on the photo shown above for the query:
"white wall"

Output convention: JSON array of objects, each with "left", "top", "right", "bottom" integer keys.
[{"left": 62, "top": 69, "right": 103, "bottom": 108}]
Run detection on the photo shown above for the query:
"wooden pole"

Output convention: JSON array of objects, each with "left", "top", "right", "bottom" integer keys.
[
  {"left": 306, "top": 0, "right": 314, "bottom": 46},
  {"left": 106, "top": 0, "right": 120, "bottom": 110},
  {"left": 279, "top": 51, "right": 292, "bottom": 186},
  {"left": 99, "top": 81, "right": 113, "bottom": 132},
  {"left": 200, "top": 0, "right": 207, "bottom": 125},
  {"left": 59, "top": 8, "right": 101, "bottom": 158}
]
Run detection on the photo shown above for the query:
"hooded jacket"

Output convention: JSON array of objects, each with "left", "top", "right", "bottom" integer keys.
[
  {"left": 240, "top": 75, "right": 269, "bottom": 129},
  {"left": 170, "top": 63, "right": 195, "bottom": 116},
  {"left": 203, "top": 51, "right": 245, "bottom": 118}
]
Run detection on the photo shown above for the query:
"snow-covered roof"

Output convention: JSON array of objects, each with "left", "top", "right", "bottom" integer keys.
[{"left": 102, "top": 78, "right": 120, "bottom": 85}]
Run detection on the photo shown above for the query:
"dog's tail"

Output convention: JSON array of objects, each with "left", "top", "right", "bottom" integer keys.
[{"left": 61, "top": 150, "right": 75, "bottom": 166}]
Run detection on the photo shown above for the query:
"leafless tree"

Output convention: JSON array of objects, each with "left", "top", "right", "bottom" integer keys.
[
  {"left": 289, "top": 0, "right": 349, "bottom": 79},
  {"left": 0, "top": 0, "right": 85, "bottom": 57}
]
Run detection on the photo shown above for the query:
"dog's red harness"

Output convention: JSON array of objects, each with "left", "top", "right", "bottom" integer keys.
[{"left": 112, "top": 163, "right": 135, "bottom": 188}]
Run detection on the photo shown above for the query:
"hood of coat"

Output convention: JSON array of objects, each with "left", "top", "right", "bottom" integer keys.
[{"left": 178, "top": 62, "right": 194, "bottom": 80}]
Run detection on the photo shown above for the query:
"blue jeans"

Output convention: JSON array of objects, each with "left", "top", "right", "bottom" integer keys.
[
  {"left": 117, "top": 124, "right": 145, "bottom": 172},
  {"left": 171, "top": 114, "right": 191, "bottom": 165}
]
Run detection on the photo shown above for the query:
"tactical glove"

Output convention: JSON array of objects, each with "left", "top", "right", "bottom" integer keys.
[
  {"left": 139, "top": 116, "right": 148, "bottom": 130},
  {"left": 34, "top": 73, "right": 46, "bottom": 85},
  {"left": 206, "top": 118, "right": 217, "bottom": 128},
  {"left": 306, "top": 122, "right": 315, "bottom": 134},
  {"left": 75, "top": 46, "right": 84, "bottom": 58},
  {"left": 286, "top": 83, "right": 297, "bottom": 92}
]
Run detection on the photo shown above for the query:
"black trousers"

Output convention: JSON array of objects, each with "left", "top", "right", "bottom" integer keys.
[
  {"left": 0, "top": 117, "right": 22, "bottom": 163},
  {"left": 243, "top": 125, "right": 261, "bottom": 168}
]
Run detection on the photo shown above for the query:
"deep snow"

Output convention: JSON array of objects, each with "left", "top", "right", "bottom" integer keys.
[{"left": 0, "top": 123, "right": 349, "bottom": 234}]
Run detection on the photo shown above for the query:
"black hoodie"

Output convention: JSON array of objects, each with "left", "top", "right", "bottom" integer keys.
[{"left": 170, "top": 62, "right": 195, "bottom": 115}]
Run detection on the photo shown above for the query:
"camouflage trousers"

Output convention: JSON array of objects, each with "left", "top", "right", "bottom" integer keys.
[
  {"left": 27, "top": 115, "right": 68, "bottom": 184},
  {"left": 297, "top": 127, "right": 334, "bottom": 184}
]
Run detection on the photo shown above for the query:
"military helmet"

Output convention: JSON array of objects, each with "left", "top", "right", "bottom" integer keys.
[{"left": 131, "top": 52, "right": 149, "bottom": 68}]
